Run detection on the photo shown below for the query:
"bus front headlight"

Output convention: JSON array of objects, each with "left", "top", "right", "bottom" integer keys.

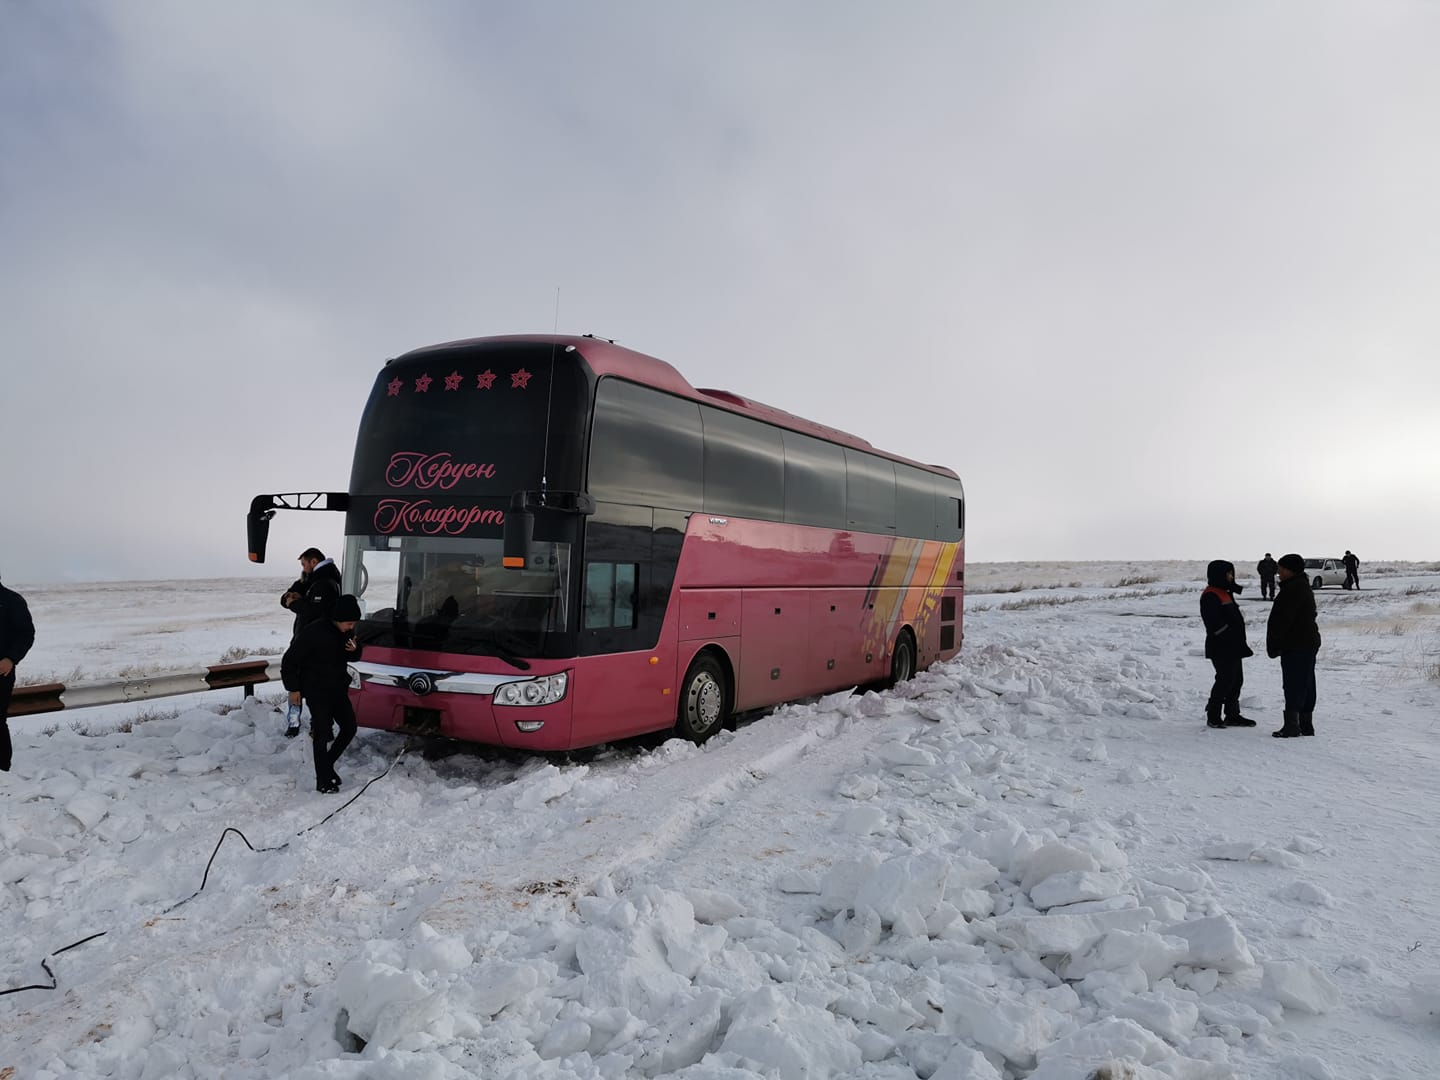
[{"left": 493, "top": 672, "right": 568, "bottom": 707}]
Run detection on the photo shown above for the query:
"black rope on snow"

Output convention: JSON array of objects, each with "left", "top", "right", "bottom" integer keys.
[{"left": 0, "top": 741, "right": 414, "bottom": 997}]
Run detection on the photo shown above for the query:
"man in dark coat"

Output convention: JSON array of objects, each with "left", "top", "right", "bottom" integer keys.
[
  {"left": 282, "top": 593, "right": 363, "bottom": 793},
  {"left": 1268, "top": 553, "right": 1323, "bottom": 738},
  {"left": 280, "top": 548, "right": 343, "bottom": 737},
  {"left": 1342, "top": 550, "right": 1360, "bottom": 591},
  {"left": 1256, "top": 553, "right": 1278, "bottom": 601},
  {"left": 1, "top": 574, "right": 37, "bottom": 772},
  {"left": 1200, "top": 560, "right": 1256, "bottom": 728}
]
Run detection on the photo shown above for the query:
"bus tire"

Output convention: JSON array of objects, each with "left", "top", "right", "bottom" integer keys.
[
  {"left": 677, "top": 652, "right": 729, "bottom": 744},
  {"left": 888, "top": 630, "right": 916, "bottom": 688}
]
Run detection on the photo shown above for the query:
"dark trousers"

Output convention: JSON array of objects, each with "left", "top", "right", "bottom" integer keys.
[
  {"left": 1207, "top": 657, "right": 1245, "bottom": 715},
  {"left": 1280, "top": 649, "right": 1318, "bottom": 713},
  {"left": 0, "top": 671, "right": 13, "bottom": 771},
  {"left": 1260, "top": 575, "right": 1276, "bottom": 599},
  {"left": 309, "top": 693, "right": 357, "bottom": 781},
  {"left": 1343, "top": 568, "right": 1358, "bottom": 590}
]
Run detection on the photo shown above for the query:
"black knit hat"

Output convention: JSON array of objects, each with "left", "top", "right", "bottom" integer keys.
[
  {"left": 1278, "top": 553, "right": 1306, "bottom": 575},
  {"left": 333, "top": 595, "right": 362, "bottom": 622}
]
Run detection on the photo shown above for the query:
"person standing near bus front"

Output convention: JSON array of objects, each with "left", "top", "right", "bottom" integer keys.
[
  {"left": 1256, "top": 553, "right": 1278, "bottom": 601},
  {"left": 1200, "top": 560, "right": 1256, "bottom": 728},
  {"left": 1, "top": 573, "right": 37, "bottom": 772},
  {"left": 1343, "top": 550, "right": 1360, "bottom": 591},
  {"left": 1268, "top": 554, "right": 1322, "bottom": 738},
  {"left": 281, "top": 593, "right": 363, "bottom": 793},
  {"left": 280, "top": 547, "right": 342, "bottom": 737}
]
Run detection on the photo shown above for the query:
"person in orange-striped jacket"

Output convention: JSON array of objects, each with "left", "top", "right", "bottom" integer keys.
[{"left": 1200, "top": 560, "right": 1256, "bottom": 729}]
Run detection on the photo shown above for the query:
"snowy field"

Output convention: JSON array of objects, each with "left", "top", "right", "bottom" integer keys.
[{"left": 3, "top": 561, "right": 1440, "bottom": 1079}]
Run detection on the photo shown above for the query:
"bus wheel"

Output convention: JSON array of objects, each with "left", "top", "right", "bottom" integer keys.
[
  {"left": 888, "top": 630, "right": 916, "bottom": 688},
  {"left": 678, "top": 653, "right": 729, "bottom": 744}
]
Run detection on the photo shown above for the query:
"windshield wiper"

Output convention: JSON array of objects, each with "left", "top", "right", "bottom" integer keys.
[{"left": 472, "top": 635, "right": 532, "bottom": 671}]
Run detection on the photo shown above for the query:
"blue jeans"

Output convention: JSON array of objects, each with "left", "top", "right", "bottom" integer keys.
[{"left": 1280, "top": 649, "right": 1317, "bottom": 713}]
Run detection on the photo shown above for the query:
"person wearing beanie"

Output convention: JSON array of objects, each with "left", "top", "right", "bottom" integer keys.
[
  {"left": 0, "top": 573, "right": 37, "bottom": 772},
  {"left": 1200, "top": 560, "right": 1256, "bottom": 728},
  {"left": 1267, "top": 554, "right": 1322, "bottom": 738},
  {"left": 281, "top": 593, "right": 364, "bottom": 792},
  {"left": 279, "top": 548, "right": 343, "bottom": 738}
]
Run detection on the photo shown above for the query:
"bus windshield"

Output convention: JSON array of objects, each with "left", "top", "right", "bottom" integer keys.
[{"left": 344, "top": 535, "right": 571, "bottom": 657}]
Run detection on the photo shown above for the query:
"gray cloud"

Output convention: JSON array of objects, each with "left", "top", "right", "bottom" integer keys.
[{"left": 3, "top": 1, "right": 1437, "bottom": 583}]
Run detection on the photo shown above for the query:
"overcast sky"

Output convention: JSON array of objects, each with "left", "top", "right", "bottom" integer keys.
[{"left": 3, "top": 1, "right": 1438, "bottom": 584}]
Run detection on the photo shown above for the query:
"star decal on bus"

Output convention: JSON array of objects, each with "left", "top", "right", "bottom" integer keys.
[
  {"left": 476, "top": 369, "right": 497, "bottom": 389},
  {"left": 387, "top": 378, "right": 403, "bottom": 397},
  {"left": 511, "top": 368, "right": 532, "bottom": 389},
  {"left": 415, "top": 373, "right": 433, "bottom": 393},
  {"left": 444, "top": 371, "right": 463, "bottom": 391}
]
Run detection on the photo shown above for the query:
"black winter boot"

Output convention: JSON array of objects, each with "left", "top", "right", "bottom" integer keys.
[
  {"left": 1205, "top": 702, "right": 1226, "bottom": 729},
  {"left": 1299, "top": 712, "right": 1314, "bottom": 736},
  {"left": 1224, "top": 704, "right": 1257, "bottom": 727},
  {"left": 1272, "top": 711, "right": 1301, "bottom": 738},
  {"left": 312, "top": 733, "right": 339, "bottom": 792}
]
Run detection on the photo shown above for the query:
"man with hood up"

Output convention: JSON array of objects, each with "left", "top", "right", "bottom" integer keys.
[
  {"left": 1268, "top": 553, "right": 1322, "bottom": 738},
  {"left": 1200, "top": 560, "right": 1256, "bottom": 728}
]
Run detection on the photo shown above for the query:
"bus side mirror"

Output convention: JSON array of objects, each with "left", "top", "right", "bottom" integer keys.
[
  {"left": 248, "top": 503, "right": 276, "bottom": 563},
  {"left": 503, "top": 507, "right": 533, "bottom": 569}
]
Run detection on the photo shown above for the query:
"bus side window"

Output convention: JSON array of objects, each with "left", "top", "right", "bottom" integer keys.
[{"left": 584, "top": 562, "right": 638, "bottom": 629}]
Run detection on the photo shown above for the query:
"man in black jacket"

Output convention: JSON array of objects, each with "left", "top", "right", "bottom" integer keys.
[
  {"left": 282, "top": 593, "right": 363, "bottom": 793},
  {"left": 1, "top": 574, "right": 37, "bottom": 772},
  {"left": 1256, "top": 553, "right": 1278, "bottom": 600},
  {"left": 1268, "top": 553, "right": 1323, "bottom": 738},
  {"left": 1200, "top": 560, "right": 1256, "bottom": 728},
  {"left": 1342, "top": 550, "right": 1360, "bottom": 591},
  {"left": 280, "top": 548, "right": 343, "bottom": 737}
]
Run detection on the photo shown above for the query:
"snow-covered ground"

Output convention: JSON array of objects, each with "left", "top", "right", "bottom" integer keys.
[{"left": 3, "top": 561, "right": 1440, "bottom": 1079}]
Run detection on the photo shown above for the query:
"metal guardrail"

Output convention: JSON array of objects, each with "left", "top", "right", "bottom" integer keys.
[{"left": 6, "top": 660, "right": 281, "bottom": 719}]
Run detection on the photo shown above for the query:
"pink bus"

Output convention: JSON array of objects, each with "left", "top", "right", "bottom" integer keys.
[{"left": 247, "top": 334, "right": 964, "bottom": 751}]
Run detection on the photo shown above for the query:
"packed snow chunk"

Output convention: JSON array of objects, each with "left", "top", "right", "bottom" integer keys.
[
  {"left": 1033, "top": 1017, "right": 1173, "bottom": 1075},
  {"left": 464, "top": 960, "right": 542, "bottom": 1017},
  {"left": 931, "top": 1042, "right": 1003, "bottom": 1080},
  {"left": 575, "top": 887, "right": 715, "bottom": 1012},
  {"left": 634, "top": 988, "right": 723, "bottom": 1074},
  {"left": 853, "top": 853, "right": 953, "bottom": 924},
  {"left": 685, "top": 887, "right": 746, "bottom": 924},
  {"left": 539, "top": 1018, "right": 592, "bottom": 1059},
  {"left": 64, "top": 790, "right": 112, "bottom": 830},
  {"left": 1201, "top": 841, "right": 1257, "bottom": 862},
  {"left": 406, "top": 923, "right": 474, "bottom": 974},
  {"left": 1255, "top": 846, "right": 1304, "bottom": 869},
  {"left": 1276, "top": 881, "right": 1336, "bottom": 908},
  {"left": 1030, "top": 871, "right": 1126, "bottom": 910},
  {"left": 1019, "top": 843, "right": 1101, "bottom": 892},
  {"left": 818, "top": 852, "right": 884, "bottom": 915},
  {"left": 943, "top": 986, "right": 1065, "bottom": 1069},
  {"left": 836, "top": 774, "right": 880, "bottom": 801},
  {"left": 999, "top": 907, "right": 1154, "bottom": 957},
  {"left": 1263, "top": 959, "right": 1342, "bottom": 1015},
  {"left": 841, "top": 805, "right": 889, "bottom": 835},
  {"left": 1146, "top": 866, "right": 1210, "bottom": 894},
  {"left": 1162, "top": 915, "right": 1255, "bottom": 973},
  {"left": 1062, "top": 930, "right": 1190, "bottom": 982},
  {"left": 514, "top": 763, "right": 589, "bottom": 810},
  {"left": 171, "top": 726, "right": 218, "bottom": 758},
  {"left": 775, "top": 870, "right": 821, "bottom": 895},
  {"left": 334, "top": 959, "right": 434, "bottom": 1045},
  {"left": 876, "top": 740, "right": 938, "bottom": 768},
  {"left": 1093, "top": 988, "right": 1201, "bottom": 1043},
  {"left": 1115, "top": 765, "right": 1152, "bottom": 785},
  {"left": 719, "top": 986, "right": 863, "bottom": 1080}
]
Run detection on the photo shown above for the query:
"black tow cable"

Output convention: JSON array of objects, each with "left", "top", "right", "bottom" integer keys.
[{"left": 1, "top": 741, "right": 414, "bottom": 997}]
